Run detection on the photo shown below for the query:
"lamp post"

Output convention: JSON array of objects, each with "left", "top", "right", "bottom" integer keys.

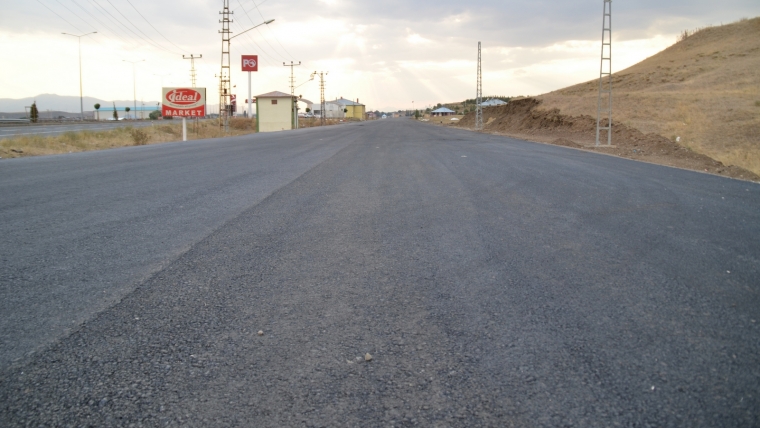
[
  {"left": 62, "top": 31, "right": 97, "bottom": 121},
  {"left": 123, "top": 59, "right": 145, "bottom": 119}
]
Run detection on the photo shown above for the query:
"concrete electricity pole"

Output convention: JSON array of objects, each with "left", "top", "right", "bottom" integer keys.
[
  {"left": 283, "top": 61, "right": 302, "bottom": 129},
  {"left": 183, "top": 54, "right": 202, "bottom": 88},
  {"left": 596, "top": 0, "right": 613, "bottom": 146},
  {"left": 123, "top": 59, "right": 145, "bottom": 120},
  {"left": 62, "top": 31, "right": 97, "bottom": 121},
  {"left": 475, "top": 41, "right": 483, "bottom": 131}
]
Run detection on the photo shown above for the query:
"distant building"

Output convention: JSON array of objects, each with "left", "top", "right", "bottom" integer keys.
[
  {"left": 325, "top": 97, "right": 366, "bottom": 120},
  {"left": 482, "top": 98, "right": 508, "bottom": 107},
  {"left": 255, "top": 91, "right": 295, "bottom": 132},
  {"left": 431, "top": 107, "right": 456, "bottom": 116}
]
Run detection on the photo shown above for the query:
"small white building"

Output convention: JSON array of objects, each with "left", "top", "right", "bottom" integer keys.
[
  {"left": 431, "top": 107, "right": 456, "bottom": 116},
  {"left": 255, "top": 91, "right": 294, "bottom": 132},
  {"left": 482, "top": 98, "right": 508, "bottom": 107}
]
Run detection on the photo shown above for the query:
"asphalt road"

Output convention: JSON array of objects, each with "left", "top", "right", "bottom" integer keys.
[
  {"left": 1, "top": 120, "right": 759, "bottom": 426},
  {"left": 0, "top": 120, "right": 160, "bottom": 140}
]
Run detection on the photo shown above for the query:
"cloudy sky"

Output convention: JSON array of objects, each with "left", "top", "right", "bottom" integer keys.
[{"left": 1, "top": 0, "right": 758, "bottom": 112}]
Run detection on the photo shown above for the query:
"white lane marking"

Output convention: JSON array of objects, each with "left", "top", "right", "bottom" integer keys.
[{"left": 461, "top": 155, "right": 467, "bottom": 157}]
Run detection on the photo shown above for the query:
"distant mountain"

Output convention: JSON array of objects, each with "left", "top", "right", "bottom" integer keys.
[{"left": 0, "top": 94, "right": 161, "bottom": 113}]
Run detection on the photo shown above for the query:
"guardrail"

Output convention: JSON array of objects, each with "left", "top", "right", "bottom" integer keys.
[{"left": 0, "top": 118, "right": 30, "bottom": 124}]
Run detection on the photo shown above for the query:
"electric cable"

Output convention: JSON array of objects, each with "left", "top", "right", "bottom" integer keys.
[
  {"left": 124, "top": 0, "right": 189, "bottom": 54},
  {"left": 37, "top": 0, "right": 86, "bottom": 33}
]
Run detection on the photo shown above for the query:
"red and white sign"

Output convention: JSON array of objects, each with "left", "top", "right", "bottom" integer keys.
[
  {"left": 242, "top": 55, "right": 258, "bottom": 72},
  {"left": 161, "top": 87, "right": 206, "bottom": 117}
]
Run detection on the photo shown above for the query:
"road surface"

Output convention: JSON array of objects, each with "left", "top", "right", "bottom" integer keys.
[{"left": 1, "top": 120, "right": 759, "bottom": 426}]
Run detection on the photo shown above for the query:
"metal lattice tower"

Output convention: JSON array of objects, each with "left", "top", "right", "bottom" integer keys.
[
  {"left": 284, "top": 61, "right": 301, "bottom": 129},
  {"left": 219, "top": 0, "right": 233, "bottom": 132},
  {"left": 183, "top": 54, "right": 202, "bottom": 88},
  {"left": 314, "top": 71, "right": 328, "bottom": 126},
  {"left": 596, "top": 0, "right": 613, "bottom": 146},
  {"left": 475, "top": 41, "right": 483, "bottom": 131}
]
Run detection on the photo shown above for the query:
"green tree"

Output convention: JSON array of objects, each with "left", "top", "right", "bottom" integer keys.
[
  {"left": 30, "top": 102, "right": 39, "bottom": 123},
  {"left": 149, "top": 110, "right": 161, "bottom": 120},
  {"left": 305, "top": 107, "right": 311, "bottom": 113},
  {"left": 112, "top": 103, "right": 119, "bottom": 120},
  {"left": 125, "top": 106, "right": 131, "bottom": 119},
  {"left": 414, "top": 109, "right": 420, "bottom": 119},
  {"left": 94, "top": 103, "right": 101, "bottom": 121}
]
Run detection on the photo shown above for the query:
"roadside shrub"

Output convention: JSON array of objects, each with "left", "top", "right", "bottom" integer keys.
[
  {"left": 230, "top": 117, "right": 252, "bottom": 130},
  {"left": 159, "top": 125, "right": 177, "bottom": 135},
  {"left": 755, "top": 101, "right": 760, "bottom": 107},
  {"left": 130, "top": 128, "right": 149, "bottom": 145}
]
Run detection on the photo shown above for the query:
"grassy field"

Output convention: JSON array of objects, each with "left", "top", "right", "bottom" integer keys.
[
  {"left": 0, "top": 117, "right": 342, "bottom": 159},
  {"left": 536, "top": 17, "right": 760, "bottom": 175}
]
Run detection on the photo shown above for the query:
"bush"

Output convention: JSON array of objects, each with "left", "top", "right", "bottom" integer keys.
[
  {"left": 149, "top": 110, "right": 162, "bottom": 120},
  {"left": 130, "top": 128, "right": 149, "bottom": 145},
  {"left": 230, "top": 117, "right": 253, "bottom": 130}
]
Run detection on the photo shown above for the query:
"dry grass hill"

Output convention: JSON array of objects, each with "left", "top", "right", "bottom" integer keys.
[
  {"left": 539, "top": 17, "right": 760, "bottom": 173},
  {"left": 454, "top": 17, "right": 760, "bottom": 180}
]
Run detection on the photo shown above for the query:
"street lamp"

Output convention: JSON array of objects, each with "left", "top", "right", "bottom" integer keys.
[
  {"left": 62, "top": 31, "right": 97, "bottom": 121},
  {"left": 123, "top": 59, "right": 145, "bottom": 119},
  {"left": 230, "top": 19, "right": 275, "bottom": 41}
]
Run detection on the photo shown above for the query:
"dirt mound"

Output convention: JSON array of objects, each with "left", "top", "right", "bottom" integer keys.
[
  {"left": 536, "top": 17, "right": 760, "bottom": 175},
  {"left": 454, "top": 98, "right": 759, "bottom": 181}
]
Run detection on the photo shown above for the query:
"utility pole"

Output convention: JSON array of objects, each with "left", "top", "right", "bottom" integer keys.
[
  {"left": 283, "top": 61, "right": 301, "bottom": 129},
  {"left": 219, "top": 0, "right": 233, "bottom": 132},
  {"left": 312, "top": 71, "right": 328, "bottom": 126},
  {"left": 475, "top": 41, "right": 483, "bottom": 131},
  {"left": 62, "top": 31, "right": 97, "bottom": 121},
  {"left": 596, "top": 0, "right": 613, "bottom": 146},
  {"left": 123, "top": 59, "right": 145, "bottom": 120},
  {"left": 183, "top": 54, "right": 202, "bottom": 88}
]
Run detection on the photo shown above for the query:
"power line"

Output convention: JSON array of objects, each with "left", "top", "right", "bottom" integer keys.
[
  {"left": 87, "top": 0, "right": 159, "bottom": 50},
  {"left": 37, "top": 0, "right": 85, "bottom": 33},
  {"left": 102, "top": 0, "right": 183, "bottom": 55},
  {"left": 230, "top": 19, "right": 278, "bottom": 66},
  {"left": 51, "top": 0, "right": 93, "bottom": 31},
  {"left": 235, "top": 0, "right": 288, "bottom": 61},
  {"left": 69, "top": 0, "right": 134, "bottom": 48},
  {"left": 124, "top": 0, "right": 188, "bottom": 54},
  {"left": 242, "top": 0, "right": 293, "bottom": 58}
]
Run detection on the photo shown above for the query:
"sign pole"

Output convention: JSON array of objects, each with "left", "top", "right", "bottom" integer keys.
[
  {"left": 248, "top": 71, "right": 252, "bottom": 119},
  {"left": 182, "top": 117, "right": 187, "bottom": 141}
]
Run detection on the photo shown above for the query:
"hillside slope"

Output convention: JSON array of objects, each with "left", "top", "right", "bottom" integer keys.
[{"left": 537, "top": 17, "right": 760, "bottom": 174}]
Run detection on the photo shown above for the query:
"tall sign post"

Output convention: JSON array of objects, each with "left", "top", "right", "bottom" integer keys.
[{"left": 242, "top": 55, "right": 258, "bottom": 119}]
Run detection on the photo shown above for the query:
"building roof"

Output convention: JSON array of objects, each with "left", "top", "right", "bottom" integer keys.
[
  {"left": 482, "top": 99, "right": 507, "bottom": 106},
  {"left": 333, "top": 97, "right": 364, "bottom": 106},
  {"left": 255, "top": 91, "right": 293, "bottom": 98},
  {"left": 431, "top": 107, "right": 456, "bottom": 113}
]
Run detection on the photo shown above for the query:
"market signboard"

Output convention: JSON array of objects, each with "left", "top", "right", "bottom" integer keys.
[{"left": 162, "top": 87, "right": 206, "bottom": 117}]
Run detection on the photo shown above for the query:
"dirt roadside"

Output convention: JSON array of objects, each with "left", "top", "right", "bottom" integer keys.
[{"left": 445, "top": 98, "right": 759, "bottom": 182}]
